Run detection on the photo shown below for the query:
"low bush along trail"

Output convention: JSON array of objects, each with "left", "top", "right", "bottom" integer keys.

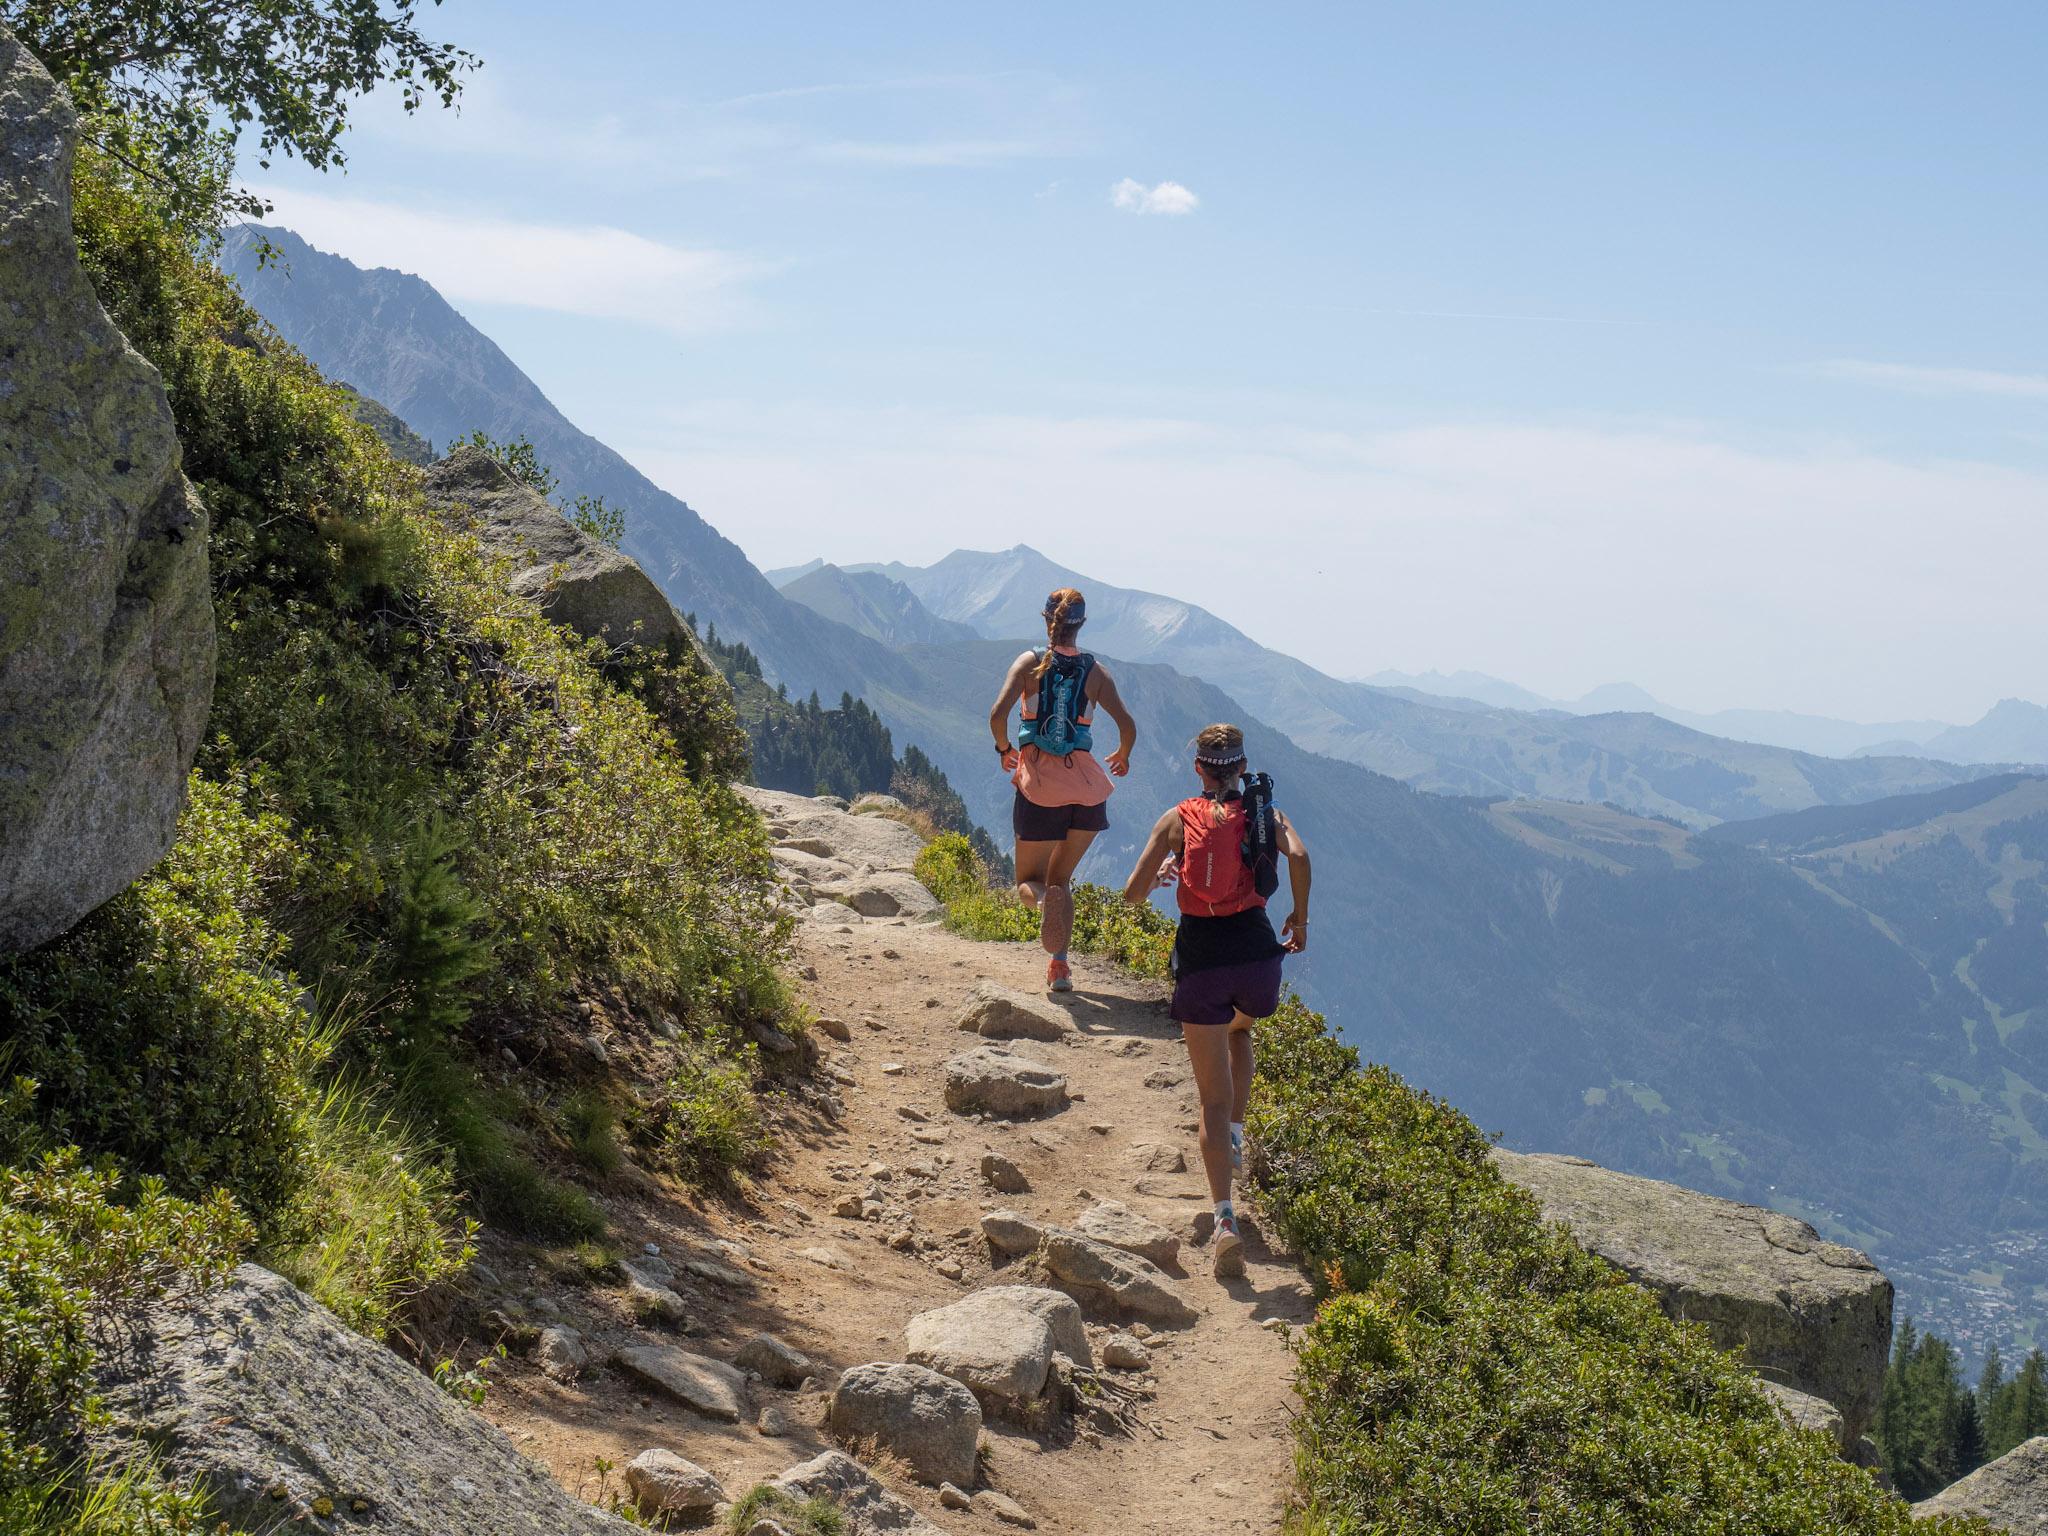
[{"left": 913, "top": 832, "right": 1994, "bottom": 1533}]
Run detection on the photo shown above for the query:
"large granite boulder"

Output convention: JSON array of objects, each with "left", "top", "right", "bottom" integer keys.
[
  {"left": 0, "top": 27, "right": 213, "bottom": 952},
  {"left": 1913, "top": 1436, "right": 2047, "bottom": 1532},
  {"left": 905, "top": 1285, "right": 1091, "bottom": 1418},
  {"left": 91, "top": 1265, "right": 629, "bottom": 1534},
  {"left": 1493, "top": 1150, "right": 1891, "bottom": 1440},
  {"left": 826, "top": 1362, "right": 982, "bottom": 1488},
  {"left": 422, "top": 446, "right": 694, "bottom": 656}
]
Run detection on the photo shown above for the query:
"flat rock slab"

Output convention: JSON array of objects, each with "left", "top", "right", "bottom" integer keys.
[
  {"left": 90, "top": 1265, "right": 629, "bottom": 1535},
  {"left": 1074, "top": 1200, "right": 1181, "bottom": 1269},
  {"left": 1913, "top": 1435, "right": 2047, "bottom": 1531},
  {"left": 770, "top": 1451, "right": 953, "bottom": 1536},
  {"left": 905, "top": 1285, "right": 1092, "bottom": 1417},
  {"left": 1492, "top": 1150, "right": 1891, "bottom": 1440},
  {"left": 827, "top": 1363, "right": 982, "bottom": 1488},
  {"left": 982, "top": 1208, "right": 1045, "bottom": 1257},
  {"left": 615, "top": 1344, "right": 749, "bottom": 1423},
  {"left": 958, "top": 981, "right": 1070, "bottom": 1041},
  {"left": 944, "top": 1044, "right": 1068, "bottom": 1119},
  {"left": 1040, "top": 1229, "right": 1198, "bottom": 1327}
]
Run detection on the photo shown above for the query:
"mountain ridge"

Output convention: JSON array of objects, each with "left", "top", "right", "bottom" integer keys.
[{"left": 806, "top": 543, "right": 2007, "bottom": 827}]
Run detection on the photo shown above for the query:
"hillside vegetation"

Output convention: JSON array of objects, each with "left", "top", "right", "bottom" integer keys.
[
  {"left": 911, "top": 837, "right": 1992, "bottom": 1533},
  {"left": 0, "top": 148, "right": 792, "bottom": 1532}
]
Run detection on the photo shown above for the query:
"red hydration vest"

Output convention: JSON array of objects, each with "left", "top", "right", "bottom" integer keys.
[{"left": 1176, "top": 796, "right": 1266, "bottom": 918}]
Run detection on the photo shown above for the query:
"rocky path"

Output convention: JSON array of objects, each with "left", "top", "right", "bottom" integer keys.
[{"left": 481, "top": 790, "right": 1312, "bottom": 1533}]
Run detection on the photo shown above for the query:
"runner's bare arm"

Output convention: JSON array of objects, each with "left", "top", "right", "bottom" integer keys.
[
  {"left": 1089, "top": 662, "right": 1138, "bottom": 776},
  {"left": 988, "top": 650, "right": 1037, "bottom": 763},
  {"left": 1277, "top": 809, "right": 1311, "bottom": 951},
  {"left": 1122, "top": 806, "right": 1182, "bottom": 905}
]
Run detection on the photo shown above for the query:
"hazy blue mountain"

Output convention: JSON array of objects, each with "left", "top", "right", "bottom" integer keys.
[
  {"left": 1361, "top": 668, "right": 1565, "bottom": 713},
  {"left": 220, "top": 229, "right": 2043, "bottom": 1347},
  {"left": 834, "top": 545, "right": 1998, "bottom": 826},
  {"left": 1367, "top": 671, "right": 1958, "bottom": 758},
  {"left": 779, "top": 564, "right": 980, "bottom": 648},
  {"left": 1910, "top": 699, "right": 2048, "bottom": 768}
]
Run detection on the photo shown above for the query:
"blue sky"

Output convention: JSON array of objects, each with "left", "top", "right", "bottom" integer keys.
[{"left": 253, "top": 1, "right": 2046, "bottom": 721}]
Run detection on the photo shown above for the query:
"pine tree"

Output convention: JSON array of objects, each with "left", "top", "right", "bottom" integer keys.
[
  {"left": 1952, "top": 1391, "right": 1985, "bottom": 1478},
  {"left": 1979, "top": 1347, "right": 2009, "bottom": 1456}
]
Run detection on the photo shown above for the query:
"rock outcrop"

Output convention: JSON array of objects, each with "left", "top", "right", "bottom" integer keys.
[
  {"left": 1492, "top": 1150, "right": 1891, "bottom": 1440},
  {"left": 826, "top": 1362, "right": 983, "bottom": 1487},
  {"left": 91, "top": 1265, "right": 629, "bottom": 1534},
  {"left": 422, "top": 445, "right": 696, "bottom": 656},
  {"left": 1912, "top": 1436, "right": 2047, "bottom": 1532},
  {"left": 0, "top": 26, "right": 213, "bottom": 952},
  {"left": 740, "top": 785, "right": 941, "bottom": 919}
]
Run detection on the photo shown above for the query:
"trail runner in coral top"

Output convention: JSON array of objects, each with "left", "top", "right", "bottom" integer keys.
[
  {"left": 1122, "top": 723, "right": 1311, "bottom": 1280},
  {"left": 988, "top": 588, "right": 1137, "bottom": 993}
]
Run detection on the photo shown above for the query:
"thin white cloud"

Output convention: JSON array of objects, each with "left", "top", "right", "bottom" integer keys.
[
  {"left": 1818, "top": 359, "right": 2048, "bottom": 400},
  {"left": 815, "top": 137, "right": 1067, "bottom": 168},
  {"left": 343, "top": 67, "right": 1085, "bottom": 183},
  {"left": 1111, "top": 177, "right": 1199, "bottom": 216},
  {"left": 248, "top": 188, "right": 763, "bottom": 335}
]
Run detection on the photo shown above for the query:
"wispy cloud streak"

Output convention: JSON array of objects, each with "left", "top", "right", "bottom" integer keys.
[{"left": 1818, "top": 359, "right": 2048, "bottom": 400}]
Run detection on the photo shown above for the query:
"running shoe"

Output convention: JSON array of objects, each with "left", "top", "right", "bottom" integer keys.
[
  {"left": 1229, "top": 1128, "right": 1245, "bottom": 1176},
  {"left": 1213, "top": 1214, "right": 1246, "bottom": 1280},
  {"left": 1047, "top": 958, "right": 1073, "bottom": 993}
]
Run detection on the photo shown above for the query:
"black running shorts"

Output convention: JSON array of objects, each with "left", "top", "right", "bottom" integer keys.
[{"left": 1012, "top": 790, "right": 1109, "bottom": 842}]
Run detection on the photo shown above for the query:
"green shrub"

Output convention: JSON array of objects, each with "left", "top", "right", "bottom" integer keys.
[
  {"left": 268, "top": 1075, "right": 474, "bottom": 1338},
  {"left": 725, "top": 1484, "right": 845, "bottom": 1536},
  {"left": 561, "top": 1088, "right": 625, "bottom": 1178},
  {"left": 652, "top": 1030, "right": 771, "bottom": 1184},
  {"left": 913, "top": 834, "right": 988, "bottom": 906},
  {"left": 0, "top": 776, "right": 313, "bottom": 1228},
  {"left": 1249, "top": 997, "right": 1993, "bottom": 1534},
  {"left": 915, "top": 834, "right": 1175, "bottom": 976},
  {"left": 0, "top": 1132, "right": 249, "bottom": 1535}
]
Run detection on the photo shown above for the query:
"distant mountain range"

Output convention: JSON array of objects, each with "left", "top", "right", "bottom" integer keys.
[
  {"left": 217, "top": 228, "right": 2047, "bottom": 1337},
  {"left": 785, "top": 547, "right": 2010, "bottom": 828},
  {"left": 1362, "top": 668, "right": 2047, "bottom": 766}
]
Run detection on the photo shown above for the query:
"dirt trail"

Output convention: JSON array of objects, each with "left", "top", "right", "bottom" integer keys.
[{"left": 481, "top": 799, "right": 1311, "bottom": 1534}]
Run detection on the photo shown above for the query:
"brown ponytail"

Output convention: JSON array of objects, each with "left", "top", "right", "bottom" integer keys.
[
  {"left": 1193, "top": 722, "right": 1247, "bottom": 793},
  {"left": 1033, "top": 588, "right": 1086, "bottom": 682}
]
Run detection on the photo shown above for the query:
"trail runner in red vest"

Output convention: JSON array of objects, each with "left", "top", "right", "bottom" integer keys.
[{"left": 1121, "top": 722, "right": 1311, "bottom": 1280}]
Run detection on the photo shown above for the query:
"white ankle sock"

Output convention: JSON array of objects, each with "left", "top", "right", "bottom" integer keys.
[{"left": 1214, "top": 1199, "right": 1235, "bottom": 1225}]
